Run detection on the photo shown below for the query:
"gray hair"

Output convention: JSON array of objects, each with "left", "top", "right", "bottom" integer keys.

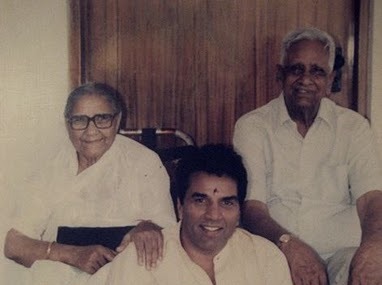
[
  {"left": 64, "top": 82, "right": 123, "bottom": 119},
  {"left": 280, "top": 27, "right": 336, "bottom": 71}
]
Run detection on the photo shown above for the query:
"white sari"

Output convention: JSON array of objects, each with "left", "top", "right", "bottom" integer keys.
[{"left": 12, "top": 135, "right": 176, "bottom": 284}]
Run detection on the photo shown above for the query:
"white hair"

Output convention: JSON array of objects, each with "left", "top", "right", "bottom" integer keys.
[{"left": 280, "top": 27, "right": 336, "bottom": 71}]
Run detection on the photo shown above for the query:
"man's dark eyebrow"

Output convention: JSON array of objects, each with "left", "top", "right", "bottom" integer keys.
[
  {"left": 311, "top": 64, "right": 325, "bottom": 69},
  {"left": 190, "top": 193, "right": 238, "bottom": 201},
  {"left": 221, "top": 195, "right": 239, "bottom": 201},
  {"left": 191, "top": 192, "right": 208, "bottom": 198}
]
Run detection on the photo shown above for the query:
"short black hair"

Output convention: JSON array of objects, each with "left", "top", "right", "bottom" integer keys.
[{"left": 176, "top": 144, "right": 247, "bottom": 206}]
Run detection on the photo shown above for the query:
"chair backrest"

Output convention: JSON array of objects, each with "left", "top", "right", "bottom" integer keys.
[
  {"left": 119, "top": 128, "right": 195, "bottom": 150},
  {"left": 119, "top": 128, "right": 197, "bottom": 220}
]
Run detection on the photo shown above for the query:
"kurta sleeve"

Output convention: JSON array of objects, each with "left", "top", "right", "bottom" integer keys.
[
  {"left": 233, "top": 115, "right": 269, "bottom": 203},
  {"left": 347, "top": 117, "right": 382, "bottom": 201}
]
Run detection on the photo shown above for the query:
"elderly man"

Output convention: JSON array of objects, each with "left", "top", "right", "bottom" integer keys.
[
  {"left": 233, "top": 27, "right": 382, "bottom": 285},
  {"left": 88, "top": 144, "right": 292, "bottom": 285}
]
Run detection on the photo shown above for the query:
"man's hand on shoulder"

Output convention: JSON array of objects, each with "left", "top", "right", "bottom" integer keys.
[
  {"left": 348, "top": 236, "right": 382, "bottom": 284},
  {"left": 279, "top": 236, "right": 328, "bottom": 285},
  {"left": 116, "top": 220, "right": 163, "bottom": 270}
]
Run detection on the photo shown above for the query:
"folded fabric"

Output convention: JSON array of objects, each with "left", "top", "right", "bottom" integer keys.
[{"left": 56, "top": 226, "right": 134, "bottom": 250}]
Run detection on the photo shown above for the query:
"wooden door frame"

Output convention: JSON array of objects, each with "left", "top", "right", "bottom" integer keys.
[
  {"left": 68, "top": 0, "right": 82, "bottom": 88},
  {"left": 354, "top": 0, "right": 372, "bottom": 117},
  {"left": 68, "top": 0, "right": 372, "bottom": 117}
]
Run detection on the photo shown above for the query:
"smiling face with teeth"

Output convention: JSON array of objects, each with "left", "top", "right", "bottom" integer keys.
[
  {"left": 279, "top": 39, "right": 334, "bottom": 124},
  {"left": 178, "top": 171, "right": 240, "bottom": 258}
]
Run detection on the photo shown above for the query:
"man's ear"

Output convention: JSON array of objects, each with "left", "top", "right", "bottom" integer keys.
[
  {"left": 177, "top": 198, "right": 183, "bottom": 220},
  {"left": 276, "top": 64, "right": 284, "bottom": 81},
  {"left": 326, "top": 71, "right": 336, "bottom": 95}
]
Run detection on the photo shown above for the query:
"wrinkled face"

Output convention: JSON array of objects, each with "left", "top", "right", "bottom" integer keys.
[
  {"left": 280, "top": 40, "right": 334, "bottom": 115},
  {"left": 178, "top": 172, "right": 240, "bottom": 257},
  {"left": 66, "top": 94, "right": 120, "bottom": 163}
]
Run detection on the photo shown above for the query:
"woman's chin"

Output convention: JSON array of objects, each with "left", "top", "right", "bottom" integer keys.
[{"left": 79, "top": 147, "right": 108, "bottom": 163}]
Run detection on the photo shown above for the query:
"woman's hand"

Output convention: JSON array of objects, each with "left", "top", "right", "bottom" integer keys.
[
  {"left": 116, "top": 220, "right": 163, "bottom": 270},
  {"left": 5, "top": 229, "right": 116, "bottom": 274},
  {"left": 64, "top": 244, "right": 117, "bottom": 274}
]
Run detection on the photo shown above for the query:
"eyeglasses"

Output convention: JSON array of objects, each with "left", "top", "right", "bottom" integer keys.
[
  {"left": 67, "top": 113, "right": 118, "bottom": 130},
  {"left": 283, "top": 64, "right": 329, "bottom": 79}
]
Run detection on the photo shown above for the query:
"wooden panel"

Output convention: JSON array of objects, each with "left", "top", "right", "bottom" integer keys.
[
  {"left": 355, "top": 0, "right": 371, "bottom": 117},
  {"left": 70, "top": 0, "right": 365, "bottom": 145},
  {"left": 68, "top": 0, "right": 81, "bottom": 87}
]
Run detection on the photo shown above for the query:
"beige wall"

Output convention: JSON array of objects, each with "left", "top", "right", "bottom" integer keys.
[
  {"left": 0, "top": 0, "right": 69, "bottom": 196},
  {"left": 0, "top": 0, "right": 69, "bottom": 281}
]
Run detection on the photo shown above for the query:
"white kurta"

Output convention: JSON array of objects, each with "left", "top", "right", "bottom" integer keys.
[
  {"left": 233, "top": 95, "right": 382, "bottom": 258},
  {"left": 12, "top": 134, "right": 176, "bottom": 284},
  {"left": 87, "top": 224, "right": 292, "bottom": 285}
]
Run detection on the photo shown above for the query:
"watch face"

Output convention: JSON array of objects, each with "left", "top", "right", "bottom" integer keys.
[{"left": 279, "top": 234, "right": 291, "bottom": 243}]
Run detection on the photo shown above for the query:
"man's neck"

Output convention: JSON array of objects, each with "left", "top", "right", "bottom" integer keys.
[
  {"left": 180, "top": 233, "right": 219, "bottom": 285},
  {"left": 185, "top": 249, "right": 216, "bottom": 285},
  {"left": 287, "top": 105, "right": 319, "bottom": 137}
]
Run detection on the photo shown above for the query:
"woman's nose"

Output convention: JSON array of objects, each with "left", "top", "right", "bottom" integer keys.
[{"left": 84, "top": 120, "right": 99, "bottom": 134}]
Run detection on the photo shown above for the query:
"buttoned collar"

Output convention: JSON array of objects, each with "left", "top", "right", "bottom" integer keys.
[{"left": 276, "top": 93, "right": 335, "bottom": 131}]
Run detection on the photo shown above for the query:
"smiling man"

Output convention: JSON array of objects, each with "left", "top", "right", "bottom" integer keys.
[
  {"left": 233, "top": 27, "right": 382, "bottom": 285},
  {"left": 90, "top": 144, "right": 292, "bottom": 285}
]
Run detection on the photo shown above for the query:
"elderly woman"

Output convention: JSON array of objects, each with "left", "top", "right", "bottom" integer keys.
[{"left": 4, "top": 83, "right": 176, "bottom": 283}]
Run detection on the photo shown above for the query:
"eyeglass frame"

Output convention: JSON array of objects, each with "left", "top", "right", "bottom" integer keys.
[
  {"left": 66, "top": 112, "right": 119, "bottom": 130},
  {"left": 281, "top": 63, "right": 330, "bottom": 79}
]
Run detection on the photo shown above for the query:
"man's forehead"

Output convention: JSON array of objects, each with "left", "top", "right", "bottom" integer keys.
[
  {"left": 190, "top": 190, "right": 238, "bottom": 199},
  {"left": 285, "top": 41, "right": 330, "bottom": 69},
  {"left": 187, "top": 172, "right": 238, "bottom": 197},
  {"left": 288, "top": 39, "right": 328, "bottom": 51}
]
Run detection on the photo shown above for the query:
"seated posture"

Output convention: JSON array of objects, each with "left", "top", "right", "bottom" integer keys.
[
  {"left": 90, "top": 144, "right": 292, "bottom": 285},
  {"left": 4, "top": 82, "right": 176, "bottom": 284},
  {"left": 233, "top": 27, "right": 382, "bottom": 285}
]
